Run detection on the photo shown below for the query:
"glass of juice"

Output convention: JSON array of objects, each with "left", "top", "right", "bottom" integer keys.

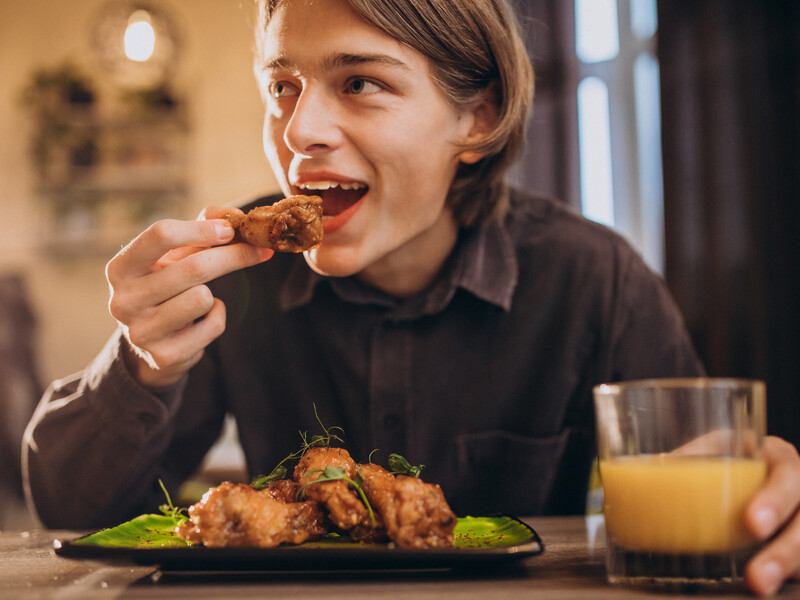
[{"left": 593, "top": 378, "right": 766, "bottom": 591}]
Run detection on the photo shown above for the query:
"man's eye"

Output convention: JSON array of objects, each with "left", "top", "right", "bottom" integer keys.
[
  {"left": 345, "top": 78, "right": 382, "bottom": 95},
  {"left": 269, "top": 82, "right": 299, "bottom": 99}
]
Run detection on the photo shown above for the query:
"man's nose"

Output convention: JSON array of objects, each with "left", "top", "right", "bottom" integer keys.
[{"left": 283, "top": 88, "right": 342, "bottom": 156}]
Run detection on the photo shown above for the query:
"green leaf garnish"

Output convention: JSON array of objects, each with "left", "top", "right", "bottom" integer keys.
[
  {"left": 74, "top": 513, "right": 191, "bottom": 547},
  {"left": 300, "top": 465, "right": 376, "bottom": 525},
  {"left": 157, "top": 479, "right": 188, "bottom": 525},
  {"left": 73, "top": 515, "right": 535, "bottom": 549},
  {"left": 453, "top": 515, "right": 536, "bottom": 548},
  {"left": 387, "top": 453, "right": 425, "bottom": 478},
  {"left": 251, "top": 404, "right": 344, "bottom": 490},
  {"left": 251, "top": 464, "right": 288, "bottom": 489}
]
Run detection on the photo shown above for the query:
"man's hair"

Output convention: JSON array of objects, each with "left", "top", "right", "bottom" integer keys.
[{"left": 255, "top": 0, "right": 534, "bottom": 228}]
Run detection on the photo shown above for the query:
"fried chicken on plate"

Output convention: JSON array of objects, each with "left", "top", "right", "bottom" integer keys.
[
  {"left": 359, "top": 462, "right": 456, "bottom": 548},
  {"left": 177, "top": 447, "right": 456, "bottom": 549},
  {"left": 176, "top": 481, "right": 326, "bottom": 548},
  {"left": 294, "top": 447, "right": 373, "bottom": 532}
]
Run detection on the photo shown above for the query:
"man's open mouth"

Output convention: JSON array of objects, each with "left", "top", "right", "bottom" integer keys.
[{"left": 298, "top": 182, "right": 368, "bottom": 217}]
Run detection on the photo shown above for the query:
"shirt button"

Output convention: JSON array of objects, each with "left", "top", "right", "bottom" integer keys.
[{"left": 383, "top": 414, "right": 401, "bottom": 429}]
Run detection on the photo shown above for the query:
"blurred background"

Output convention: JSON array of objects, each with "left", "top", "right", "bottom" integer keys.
[
  {"left": 0, "top": 0, "right": 276, "bottom": 527},
  {"left": 1, "top": 0, "right": 798, "bottom": 527}
]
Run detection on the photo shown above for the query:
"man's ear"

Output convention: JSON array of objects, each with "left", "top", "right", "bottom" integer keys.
[{"left": 458, "top": 83, "right": 499, "bottom": 165}]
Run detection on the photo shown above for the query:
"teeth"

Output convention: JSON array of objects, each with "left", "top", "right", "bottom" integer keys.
[
  {"left": 300, "top": 181, "right": 366, "bottom": 191},
  {"left": 302, "top": 181, "right": 335, "bottom": 190},
  {"left": 340, "top": 182, "right": 367, "bottom": 190}
]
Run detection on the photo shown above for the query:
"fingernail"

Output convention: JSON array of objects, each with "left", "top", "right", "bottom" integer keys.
[
  {"left": 753, "top": 507, "right": 778, "bottom": 537},
  {"left": 214, "top": 221, "right": 233, "bottom": 238},
  {"left": 758, "top": 560, "right": 782, "bottom": 596}
]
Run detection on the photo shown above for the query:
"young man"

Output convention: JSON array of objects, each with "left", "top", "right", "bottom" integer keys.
[{"left": 23, "top": 1, "right": 799, "bottom": 594}]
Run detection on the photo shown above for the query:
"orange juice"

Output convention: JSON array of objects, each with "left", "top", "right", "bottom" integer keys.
[{"left": 600, "top": 455, "right": 766, "bottom": 553}]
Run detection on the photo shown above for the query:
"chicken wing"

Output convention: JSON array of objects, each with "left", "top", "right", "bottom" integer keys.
[
  {"left": 224, "top": 194, "right": 323, "bottom": 253},
  {"left": 359, "top": 462, "right": 456, "bottom": 548},
  {"left": 176, "top": 481, "right": 326, "bottom": 547},
  {"left": 293, "top": 447, "right": 373, "bottom": 532},
  {"left": 262, "top": 478, "right": 300, "bottom": 503}
]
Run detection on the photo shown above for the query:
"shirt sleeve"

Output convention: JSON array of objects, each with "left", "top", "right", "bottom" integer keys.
[
  {"left": 21, "top": 328, "right": 191, "bottom": 529},
  {"left": 607, "top": 249, "right": 706, "bottom": 381}
]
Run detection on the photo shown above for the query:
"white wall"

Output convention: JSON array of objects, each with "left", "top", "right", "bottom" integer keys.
[{"left": 0, "top": 0, "right": 279, "bottom": 385}]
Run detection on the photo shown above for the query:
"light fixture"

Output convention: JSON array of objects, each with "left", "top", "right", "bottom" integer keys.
[
  {"left": 91, "top": 1, "right": 179, "bottom": 88},
  {"left": 124, "top": 10, "right": 156, "bottom": 62}
]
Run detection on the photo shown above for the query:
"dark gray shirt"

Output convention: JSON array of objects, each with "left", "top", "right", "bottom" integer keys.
[{"left": 24, "top": 190, "right": 703, "bottom": 528}]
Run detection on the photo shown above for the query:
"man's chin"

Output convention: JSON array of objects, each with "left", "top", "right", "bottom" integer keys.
[{"left": 303, "top": 247, "right": 362, "bottom": 279}]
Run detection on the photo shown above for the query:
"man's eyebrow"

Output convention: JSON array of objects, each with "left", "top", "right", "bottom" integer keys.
[
  {"left": 261, "top": 57, "right": 294, "bottom": 72},
  {"left": 260, "top": 52, "right": 411, "bottom": 73},
  {"left": 321, "top": 52, "right": 411, "bottom": 72}
]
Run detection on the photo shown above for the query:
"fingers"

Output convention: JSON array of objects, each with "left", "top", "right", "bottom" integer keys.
[
  {"left": 113, "top": 241, "right": 271, "bottom": 314},
  {"left": 745, "top": 437, "right": 800, "bottom": 596},
  {"left": 747, "top": 438, "right": 800, "bottom": 539},
  {"left": 105, "top": 210, "right": 273, "bottom": 388},
  {"left": 108, "top": 216, "right": 273, "bottom": 320},
  {"left": 199, "top": 205, "right": 243, "bottom": 220},
  {"left": 108, "top": 218, "right": 236, "bottom": 280},
  {"left": 125, "top": 285, "right": 216, "bottom": 348},
  {"left": 124, "top": 298, "right": 228, "bottom": 387},
  {"left": 154, "top": 241, "right": 273, "bottom": 303},
  {"left": 746, "top": 512, "right": 800, "bottom": 596}
]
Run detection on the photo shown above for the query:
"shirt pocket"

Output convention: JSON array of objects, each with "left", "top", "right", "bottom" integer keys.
[{"left": 454, "top": 427, "right": 592, "bottom": 516}]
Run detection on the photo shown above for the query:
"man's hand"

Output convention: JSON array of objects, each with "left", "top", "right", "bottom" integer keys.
[
  {"left": 745, "top": 436, "right": 800, "bottom": 596},
  {"left": 106, "top": 206, "right": 272, "bottom": 387}
]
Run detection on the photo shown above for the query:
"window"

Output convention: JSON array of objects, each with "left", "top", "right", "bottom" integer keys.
[{"left": 575, "top": 0, "right": 663, "bottom": 273}]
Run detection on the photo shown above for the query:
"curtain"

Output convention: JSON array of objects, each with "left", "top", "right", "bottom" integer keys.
[
  {"left": 658, "top": 0, "right": 800, "bottom": 449},
  {"left": 509, "top": 0, "right": 581, "bottom": 210}
]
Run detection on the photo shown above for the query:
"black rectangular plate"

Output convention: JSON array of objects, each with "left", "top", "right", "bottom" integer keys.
[{"left": 54, "top": 517, "right": 543, "bottom": 571}]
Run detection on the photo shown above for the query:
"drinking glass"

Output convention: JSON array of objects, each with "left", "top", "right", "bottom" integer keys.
[{"left": 593, "top": 378, "right": 766, "bottom": 591}]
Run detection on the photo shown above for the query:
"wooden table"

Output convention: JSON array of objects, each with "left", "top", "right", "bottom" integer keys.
[{"left": 2, "top": 516, "right": 798, "bottom": 599}]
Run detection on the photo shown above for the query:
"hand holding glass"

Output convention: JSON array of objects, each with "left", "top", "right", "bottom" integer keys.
[{"left": 593, "top": 378, "right": 766, "bottom": 590}]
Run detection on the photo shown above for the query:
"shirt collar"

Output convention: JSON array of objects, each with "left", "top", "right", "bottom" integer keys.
[
  {"left": 279, "top": 218, "right": 518, "bottom": 314},
  {"left": 454, "top": 218, "right": 518, "bottom": 311}
]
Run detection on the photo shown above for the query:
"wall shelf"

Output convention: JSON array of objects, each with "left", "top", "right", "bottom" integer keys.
[{"left": 22, "top": 65, "right": 191, "bottom": 258}]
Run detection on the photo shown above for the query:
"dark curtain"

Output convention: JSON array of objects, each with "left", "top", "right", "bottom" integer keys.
[
  {"left": 508, "top": 0, "right": 581, "bottom": 210},
  {"left": 658, "top": 1, "right": 800, "bottom": 449}
]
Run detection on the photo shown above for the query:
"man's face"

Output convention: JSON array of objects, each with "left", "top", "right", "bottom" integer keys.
[{"left": 258, "top": 0, "right": 475, "bottom": 293}]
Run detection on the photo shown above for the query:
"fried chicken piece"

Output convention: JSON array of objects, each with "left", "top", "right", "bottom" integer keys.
[
  {"left": 359, "top": 463, "right": 456, "bottom": 548},
  {"left": 176, "top": 481, "right": 326, "bottom": 548},
  {"left": 263, "top": 479, "right": 300, "bottom": 503},
  {"left": 224, "top": 194, "right": 323, "bottom": 252},
  {"left": 348, "top": 512, "right": 388, "bottom": 544},
  {"left": 293, "top": 447, "right": 372, "bottom": 532}
]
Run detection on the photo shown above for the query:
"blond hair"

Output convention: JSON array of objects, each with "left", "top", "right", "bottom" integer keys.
[{"left": 255, "top": 0, "right": 534, "bottom": 227}]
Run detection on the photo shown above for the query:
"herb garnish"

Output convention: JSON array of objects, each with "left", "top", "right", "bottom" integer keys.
[
  {"left": 300, "top": 465, "right": 376, "bottom": 524},
  {"left": 388, "top": 453, "right": 425, "bottom": 478},
  {"left": 157, "top": 479, "right": 188, "bottom": 525},
  {"left": 249, "top": 410, "right": 423, "bottom": 526},
  {"left": 251, "top": 405, "right": 344, "bottom": 490}
]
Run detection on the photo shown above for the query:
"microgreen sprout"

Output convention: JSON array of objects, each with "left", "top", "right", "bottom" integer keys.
[
  {"left": 387, "top": 453, "right": 425, "bottom": 478},
  {"left": 250, "top": 463, "right": 289, "bottom": 489},
  {"left": 300, "top": 465, "right": 376, "bottom": 524},
  {"left": 251, "top": 404, "right": 345, "bottom": 490},
  {"left": 157, "top": 479, "right": 188, "bottom": 525}
]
